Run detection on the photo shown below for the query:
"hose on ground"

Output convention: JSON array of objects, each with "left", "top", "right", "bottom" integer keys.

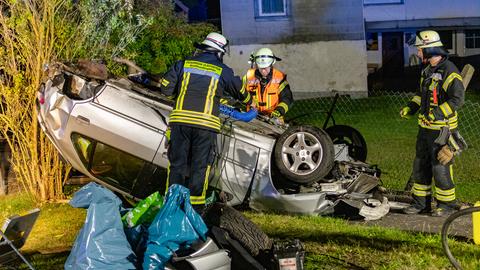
[{"left": 441, "top": 206, "right": 480, "bottom": 270}]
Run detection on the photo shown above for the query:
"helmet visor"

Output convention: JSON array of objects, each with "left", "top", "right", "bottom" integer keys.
[{"left": 255, "top": 55, "right": 275, "bottom": 68}]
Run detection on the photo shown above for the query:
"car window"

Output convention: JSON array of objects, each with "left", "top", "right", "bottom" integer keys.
[
  {"left": 71, "top": 133, "right": 145, "bottom": 192},
  {"left": 130, "top": 163, "right": 168, "bottom": 199}
]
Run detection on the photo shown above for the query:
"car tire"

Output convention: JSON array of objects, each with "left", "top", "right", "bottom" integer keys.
[
  {"left": 325, "top": 125, "right": 367, "bottom": 162},
  {"left": 274, "top": 125, "right": 334, "bottom": 184},
  {"left": 204, "top": 203, "right": 272, "bottom": 256}
]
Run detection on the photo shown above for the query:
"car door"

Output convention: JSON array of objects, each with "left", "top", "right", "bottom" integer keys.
[
  {"left": 66, "top": 83, "right": 167, "bottom": 194},
  {"left": 211, "top": 124, "right": 264, "bottom": 206}
]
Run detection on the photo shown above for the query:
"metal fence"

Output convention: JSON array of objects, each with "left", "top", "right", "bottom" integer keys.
[{"left": 286, "top": 91, "right": 480, "bottom": 200}]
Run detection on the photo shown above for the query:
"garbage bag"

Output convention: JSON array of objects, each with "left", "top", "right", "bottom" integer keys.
[
  {"left": 122, "top": 191, "right": 164, "bottom": 228},
  {"left": 143, "top": 184, "right": 208, "bottom": 270},
  {"left": 125, "top": 224, "right": 149, "bottom": 269},
  {"left": 65, "top": 182, "right": 136, "bottom": 270}
]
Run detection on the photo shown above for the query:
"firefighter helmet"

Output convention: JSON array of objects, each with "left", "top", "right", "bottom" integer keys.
[
  {"left": 416, "top": 30, "right": 443, "bottom": 48},
  {"left": 195, "top": 32, "right": 229, "bottom": 53},
  {"left": 254, "top": 48, "right": 276, "bottom": 69},
  {"left": 408, "top": 30, "right": 448, "bottom": 58}
]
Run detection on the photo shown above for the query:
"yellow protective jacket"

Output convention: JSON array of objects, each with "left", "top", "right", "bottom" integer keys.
[{"left": 243, "top": 68, "right": 293, "bottom": 115}]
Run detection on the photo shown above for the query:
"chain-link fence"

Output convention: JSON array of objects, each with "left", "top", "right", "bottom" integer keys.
[{"left": 286, "top": 91, "right": 480, "bottom": 202}]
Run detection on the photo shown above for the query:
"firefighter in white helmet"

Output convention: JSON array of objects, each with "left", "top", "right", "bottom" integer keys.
[
  {"left": 160, "top": 32, "right": 252, "bottom": 213},
  {"left": 401, "top": 30, "right": 465, "bottom": 217},
  {"left": 243, "top": 48, "right": 293, "bottom": 122}
]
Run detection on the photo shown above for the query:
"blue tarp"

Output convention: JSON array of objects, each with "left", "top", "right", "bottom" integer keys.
[
  {"left": 65, "top": 182, "right": 136, "bottom": 270},
  {"left": 143, "top": 184, "right": 208, "bottom": 270}
]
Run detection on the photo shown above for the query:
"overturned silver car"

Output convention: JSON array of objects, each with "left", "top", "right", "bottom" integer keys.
[{"left": 36, "top": 60, "right": 388, "bottom": 219}]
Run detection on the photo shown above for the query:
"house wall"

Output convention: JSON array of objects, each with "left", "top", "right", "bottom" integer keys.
[
  {"left": 364, "top": 0, "right": 480, "bottom": 67},
  {"left": 364, "top": 0, "right": 480, "bottom": 22},
  {"left": 225, "top": 40, "right": 368, "bottom": 98},
  {"left": 220, "top": 0, "right": 368, "bottom": 97}
]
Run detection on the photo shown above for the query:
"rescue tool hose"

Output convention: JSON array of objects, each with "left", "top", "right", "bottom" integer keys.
[{"left": 441, "top": 206, "right": 480, "bottom": 270}]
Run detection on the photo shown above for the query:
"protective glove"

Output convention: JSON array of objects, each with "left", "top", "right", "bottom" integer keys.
[
  {"left": 219, "top": 105, "right": 257, "bottom": 122},
  {"left": 271, "top": 110, "right": 282, "bottom": 118},
  {"left": 399, "top": 107, "right": 411, "bottom": 119},
  {"left": 437, "top": 145, "right": 454, "bottom": 165}
]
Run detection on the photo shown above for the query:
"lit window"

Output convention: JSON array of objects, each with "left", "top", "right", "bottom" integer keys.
[
  {"left": 257, "top": 0, "right": 288, "bottom": 17},
  {"left": 366, "top": 32, "right": 378, "bottom": 51},
  {"left": 465, "top": 30, "right": 480, "bottom": 49}
]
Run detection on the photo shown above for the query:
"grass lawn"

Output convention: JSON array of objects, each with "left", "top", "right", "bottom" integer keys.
[
  {"left": 0, "top": 193, "right": 85, "bottom": 270},
  {"left": 289, "top": 93, "right": 480, "bottom": 203},
  {"left": 1, "top": 193, "right": 479, "bottom": 270}
]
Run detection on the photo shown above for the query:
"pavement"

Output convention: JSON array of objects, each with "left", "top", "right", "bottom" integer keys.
[{"left": 351, "top": 208, "right": 473, "bottom": 240}]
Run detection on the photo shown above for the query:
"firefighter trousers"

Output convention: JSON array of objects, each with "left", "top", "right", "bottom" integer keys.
[
  {"left": 167, "top": 124, "right": 216, "bottom": 206},
  {"left": 411, "top": 127, "right": 456, "bottom": 210}
]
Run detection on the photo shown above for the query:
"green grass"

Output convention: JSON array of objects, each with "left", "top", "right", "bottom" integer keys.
[
  {"left": 2, "top": 194, "right": 479, "bottom": 269},
  {"left": 245, "top": 212, "right": 480, "bottom": 270},
  {"left": 466, "top": 92, "right": 480, "bottom": 104},
  {"left": 288, "top": 93, "right": 480, "bottom": 202},
  {"left": 0, "top": 193, "right": 85, "bottom": 270}
]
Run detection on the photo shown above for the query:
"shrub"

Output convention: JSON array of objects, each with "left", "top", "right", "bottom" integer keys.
[
  {"left": 123, "top": 4, "right": 216, "bottom": 75},
  {"left": 0, "top": 0, "right": 216, "bottom": 202}
]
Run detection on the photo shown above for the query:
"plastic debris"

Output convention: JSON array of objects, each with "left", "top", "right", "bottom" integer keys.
[
  {"left": 122, "top": 191, "right": 164, "bottom": 228},
  {"left": 143, "top": 184, "right": 208, "bottom": 270},
  {"left": 65, "top": 182, "right": 136, "bottom": 270}
]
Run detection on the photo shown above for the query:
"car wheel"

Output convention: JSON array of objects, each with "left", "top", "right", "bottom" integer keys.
[
  {"left": 274, "top": 125, "right": 334, "bottom": 185},
  {"left": 203, "top": 203, "right": 272, "bottom": 257},
  {"left": 325, "top": 125, "right": 367, "bottom": 162}
]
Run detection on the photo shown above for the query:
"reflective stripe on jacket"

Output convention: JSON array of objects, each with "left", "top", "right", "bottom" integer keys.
[
  {"left": 160, "top": 53, "right": 251, "bottom": 132},
  {"left": 406, "top": 58, "right": 464, "bottom": 130}
]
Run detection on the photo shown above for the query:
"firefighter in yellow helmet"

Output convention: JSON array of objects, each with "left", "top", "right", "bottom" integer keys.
[
  {"left": 160, "top": 32, "right": 252, "bottom": 213},
  {"left": 401, "top": 30, "right": 465, "bottom": 217},
  {"left": 243, "top": 48, "right": 293, "bottom": 123}
]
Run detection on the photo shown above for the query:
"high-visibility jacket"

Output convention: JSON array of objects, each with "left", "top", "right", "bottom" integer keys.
[
  {"left": 406, "top": 58, "right": 464, "bottom": 130},
  {"left": 243, "top": 68, "right": 292, "bottom": 115},
  {"left": 160, "top": 52, "right": 251, "bottom": 132}
]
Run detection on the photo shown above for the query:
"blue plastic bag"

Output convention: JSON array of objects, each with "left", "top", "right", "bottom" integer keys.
[
  {"left": 65, "top": 182, "right": 136, "bottom": 270},
  {"left": 143, "top": 184, "right": 208, "bottom": 270}
]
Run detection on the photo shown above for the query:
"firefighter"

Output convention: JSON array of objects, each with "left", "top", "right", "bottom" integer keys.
[
  {"left": 243, "top": 48, "right": 293, "bottom": 123},
  {"left": 401, "top": 30, "right": 465, "bottom": 217},
  {"left": 160, "top": 32, "right": 252, "bottom": 213}
]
